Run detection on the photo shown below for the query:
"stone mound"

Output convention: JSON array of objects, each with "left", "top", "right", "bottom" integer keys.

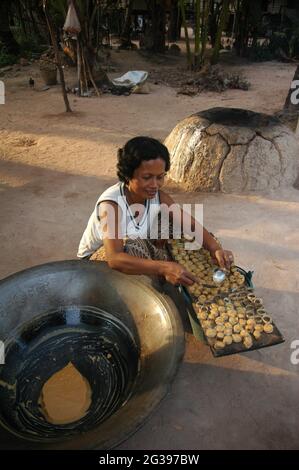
[{"left": 165, "top": 107, "right": 299, "bottom": 192}]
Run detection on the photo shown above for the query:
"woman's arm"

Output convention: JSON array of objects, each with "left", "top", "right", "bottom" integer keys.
[
  {"left": 159, "top": 190, "right": 234, "bottom": 269},
  {"left": 100, "top": 201, "right": 197, "bottom": 286}
]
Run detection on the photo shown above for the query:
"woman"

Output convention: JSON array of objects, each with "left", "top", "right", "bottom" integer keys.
[{"left": 77, "top": 136, "right": 234, "bottom": 287}]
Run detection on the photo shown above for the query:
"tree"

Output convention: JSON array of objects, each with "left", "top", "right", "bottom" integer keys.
[
  {"left": 70, "top": 0, "right": 110, "bottom": 89},
  {"left": 234, "top": 0, "right": 263, "bottom": 58},
  {"left": 43, "top": 0, "right": 72, "bottom": 112},
  {"left": 194, "top": 0, "right": 201, "bottom": 69},
  {"left": 168, "top": 0, "right": 181, "bottom": 42},
  {"left": 179, "top": 0, "right": 192, "bottom": 68},
  {"left": 211, "top": 0, "right": 230, "bottom": 65},
  {"left": 0, "top": 0, "right": 21, "bottom": 55},
  {"left": 180, "top": 0, "right": 211, "bottom": 70},
  {"left": 120, "top": 0, "right": 134, "bottom": 48},
  {"left": 145, "top": 0, "right": 166, "bottom": 53},
  {"left": 209, "top": 0, "right": 221, "bottom": 48},
  {"left": 200, "top": 0, "right": 211, "bottom": 65}
]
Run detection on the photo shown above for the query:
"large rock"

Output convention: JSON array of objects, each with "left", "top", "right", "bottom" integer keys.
[{"left": 164, "top": 107, "right": 299, "bottom": 192}]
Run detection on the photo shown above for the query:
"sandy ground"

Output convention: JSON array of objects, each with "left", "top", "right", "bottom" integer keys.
[{"left": 0, "top": 46, "right": 299, "bottom": 449}]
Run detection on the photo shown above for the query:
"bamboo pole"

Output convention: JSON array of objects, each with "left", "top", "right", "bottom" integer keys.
[
  {"left": 194, "top": 0, "right": 201, "bottom": 70},
  {"left": 43, "top": 0, "right": 72, "bottom": 112},
  {"left": 179, "top": 0, "right": 192, "bottom": 69},
  {"left": 211, "top": 0, "right": 230, "bottom": 65},
  {"left": 200, "top": 0, "right": 210, "bottom": 65}
]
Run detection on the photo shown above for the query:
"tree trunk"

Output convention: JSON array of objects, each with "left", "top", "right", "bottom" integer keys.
[
  {"left": 234, "top": 0, "right": 242, "bottom": 55},
  {"left": 146, "top": 0, "right": 166, "bottom": 53},
  {"left": 211, "top": 0, "right": 230, "bottom": 65},
  {"left": 179, "top": 0, "right": 192, "bottom": 68},
  {"left": 168, "top": 0, "right": 180, "bottom": 42},
  {"left": 209, "top": 0, "right": 220, "bottom": 48},
  {"left": 120, "top": 0, "right": 133, "bottom": 48},
  {"left": 235, "top": 0, "right": 250, "bottom": 57},
  {"left": 43, "top": 0, "right": 72, "bottom": 113},
  {"left": 193, "top": 0, "right": 201, "bottom": 70},
  {"left": 0, "top": 0, "right": 20, "bottom": 55},
  {"left": 70, "top": 0, "right": 110, "bottom": 91},
  {"left": 17, "top": 0, "right": 27, "bottom": 39},
  {"left": 28, "top": 5, "right": 42, "bottom": 40},
  {"left": 200, "top": 0, "right": 210, "bottom": 64}
]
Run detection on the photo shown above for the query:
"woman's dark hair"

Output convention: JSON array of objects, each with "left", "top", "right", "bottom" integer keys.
[{"left": 117, "top": 136, "right": 170, "bottom": 183}]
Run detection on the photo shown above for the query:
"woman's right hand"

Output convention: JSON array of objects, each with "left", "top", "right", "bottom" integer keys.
[{"left": 160, "top": 261, "right": 198, "bottom": 287}]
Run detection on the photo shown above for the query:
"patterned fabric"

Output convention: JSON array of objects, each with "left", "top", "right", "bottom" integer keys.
[
  {"left": 90, "top": 215, "right": 175, "bottom": 262},
  {"left": 88, "top": 228, "right": 219, "bottom": 263},
  {"left": 124, "top": 238, "right": 170, "bottom": 261},
  {"left": 89, "top": 245, "right": 107, "bottom": 262},
  {"left": 89, "top": 238, "right": 171, "bottom": 262}
]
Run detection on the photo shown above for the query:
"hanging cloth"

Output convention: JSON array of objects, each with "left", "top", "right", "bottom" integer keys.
[{"left": 63, "top": 1, "right": 81, "bottom": 35}]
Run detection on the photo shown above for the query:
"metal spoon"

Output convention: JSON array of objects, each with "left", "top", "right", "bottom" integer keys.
[{"left": 213, "top": 269, "right": 226, "bottom": 284}]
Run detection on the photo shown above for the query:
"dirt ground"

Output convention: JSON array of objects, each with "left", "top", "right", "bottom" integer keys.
[{"left": 1, "top": 44, "right": 299, "bottom": 449}]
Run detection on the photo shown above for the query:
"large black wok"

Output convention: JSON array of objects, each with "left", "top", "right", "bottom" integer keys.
[{"left": 0, "top": 260, "right": 184, "bottom": 449}]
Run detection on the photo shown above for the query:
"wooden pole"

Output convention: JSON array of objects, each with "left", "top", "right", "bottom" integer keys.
[
  {"left": 81, "top": 42, "right": 89, "bottom": 95},
  {"left": 76, "top": 38, "right": 82, "bottom": 95},
  {"left": 43, "top": 0, "right": 72, "bottom": 112},
  {"left": 85, "top": 50, "right": 102, "bottom": 97}
]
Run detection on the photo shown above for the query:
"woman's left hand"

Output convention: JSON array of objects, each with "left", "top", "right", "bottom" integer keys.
[{"left": 213, "top": 249, "right": 234, "bottom": 270}]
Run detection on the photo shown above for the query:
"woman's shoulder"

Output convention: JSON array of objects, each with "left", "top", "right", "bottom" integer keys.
[
  {"left": 97, "top": 181, "right": 123, "bottom": 203},
  {"left": 158, "top": 189, "right": 175, "bottom": 206}
]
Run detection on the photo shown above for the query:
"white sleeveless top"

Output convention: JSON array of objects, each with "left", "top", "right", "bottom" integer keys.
[{"left": 77, "top": 182, "right": 161, "bottom": 258}]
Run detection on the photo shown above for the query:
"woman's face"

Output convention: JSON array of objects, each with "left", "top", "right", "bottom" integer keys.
[{"left": 128, "top": 158, "right": 166, "bottom": 200}]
